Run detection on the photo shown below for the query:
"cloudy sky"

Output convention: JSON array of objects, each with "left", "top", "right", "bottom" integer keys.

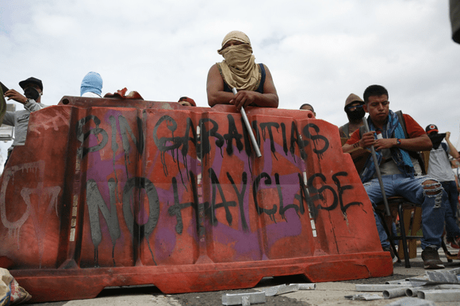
[{"left": 1, "top": 0, "right": 459, "bottom": 165}]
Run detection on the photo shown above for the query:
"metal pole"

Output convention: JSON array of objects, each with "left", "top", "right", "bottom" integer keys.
[
  {"left": 232, "top": 88, "right": 262, "bottom": 158},
  {"left": 362, "top": 117, "right": 391, "bottom": 216}
]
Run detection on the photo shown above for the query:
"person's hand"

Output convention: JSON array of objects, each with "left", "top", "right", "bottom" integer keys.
[
  {"left": 229, "top": 90, "right": 259, "bottom": 112},
  {"left": 359, "top": 132, "right": 397, "bottom": 151},
  {"left": 359, "top": 131, "right": 376, "bottom": 148},
  {"left": 4, "top": 89, "right": 27, "bottom": 104},
  {"left": 374, "top": 138, "right": 396, "bottom": 151},
  {"left": 446, "top": 131, "right": 451, "bottom": 140}
]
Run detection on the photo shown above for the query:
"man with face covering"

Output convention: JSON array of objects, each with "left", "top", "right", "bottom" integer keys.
[
  {"left": 206, "top": 31, "right": 279, "bottom": 111},
  {"left": 339, "top": 93, "right": 365, "bottom": 139},
  {"left": 2, "top": 77, "right": 46, "bottom": 160},
  {"left": 80, "top": 72, "right": 103, "bottom": 97}
]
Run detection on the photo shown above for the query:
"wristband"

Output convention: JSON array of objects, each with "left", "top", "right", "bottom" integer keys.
[{"left": 396, "top": 138, "right": 402, "bottom": 146}]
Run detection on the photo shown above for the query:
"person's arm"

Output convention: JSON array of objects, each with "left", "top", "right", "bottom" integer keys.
[
  {"left": 342, "top": 129, "right": 368, "bottom": 153},
  {"left": 230, "top": 65, "right": 278, "bottom": 111},
  {"left": 342, "top": 142, "right": 358, "bottom": 154},
  {"left": 446, "top": 131, "right": 459, "bottom": 159},
  {"left": 372, "top": 133, "right": 432, "bottom": 152},
  {"left": 2, "top": 111, "right": 15, "bottom": 126},
  {"left": 342, "top": 129, "right": 369, "bottom": 153},
  {"left": 206, "top": 64, "right": 235, "bottom": 107},
  {"left": 23, "top": 99, "right": 45, "bottom": 112},
  {"left": 343, "top": 129, "right": 432, "bottom": 153},
  {"left": 4, "top": 88, "right": 44, "bottom": 112},
  {"left": 206, "top": 64, "right": 279, "bottom": 111},
  {"left": 4, "top": 89, "right": 27, "bottom": 104},
  {"left": 372, "top": 113, "right": 432, "bottom": 152}
]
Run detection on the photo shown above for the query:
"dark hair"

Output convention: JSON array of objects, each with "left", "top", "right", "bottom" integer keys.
[
  {"left": 299, "top": 103, "right": 314, "bottom": 111},
  {"left": 178, "top": 96, "right": 196, "bottom": 106},
  {"left": 363, "top": 85, "right": 388, "bottom": 103}
]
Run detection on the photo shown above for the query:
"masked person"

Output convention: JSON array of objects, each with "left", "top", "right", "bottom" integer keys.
[
  {"left": 206, "top": 30, "right": 278, "bottom": 111},
  {"left": 425, "top": 124, "right": 460, "bottom": 250},
  {"left": 80, "top": 72, "right": 103, "bottom": 97},
  {"left": 2, "top": 77, "right": 46, "bottom": 161},
  {"left": 339, "top": 93, "right": 365, "bottom": 139}
]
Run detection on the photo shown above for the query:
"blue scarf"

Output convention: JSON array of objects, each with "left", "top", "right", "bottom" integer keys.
[{"left": 360, "top": 110, "right": 414, "bottom": 183}]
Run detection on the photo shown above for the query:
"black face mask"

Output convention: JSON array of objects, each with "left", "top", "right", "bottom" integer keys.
[
  {"left": 24, "top": 87, "right": 40, "bottom": 100},
  {"left": 346, "top": 108, "right": 365, "bottom": 121},
  {"left": 428, "top": 133, "right": 446, "bottom": 150}
]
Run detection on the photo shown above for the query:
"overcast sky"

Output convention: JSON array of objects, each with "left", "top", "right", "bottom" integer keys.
[{"left": 1, "top": 0, "right": 459, "bottom": 165}]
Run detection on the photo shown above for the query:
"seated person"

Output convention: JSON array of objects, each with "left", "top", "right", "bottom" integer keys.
[
  {"left": 206, "top": 30, "right": 278, "bottom": 111},
  {"left": 342, "top": 84, "right": 445, "bottom": 269}
]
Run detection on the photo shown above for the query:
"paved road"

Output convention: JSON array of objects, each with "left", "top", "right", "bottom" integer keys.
[{"left": 26, "top": 246, "right": 460, "bottom": 306}]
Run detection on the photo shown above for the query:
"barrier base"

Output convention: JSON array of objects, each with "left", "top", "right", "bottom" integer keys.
[{"left": 11, "top": 252, "right": 392, "bottom": 303}]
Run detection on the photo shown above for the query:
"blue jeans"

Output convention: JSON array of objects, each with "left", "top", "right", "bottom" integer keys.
[
  {"left": 364, "top": 174, "right": 446, "bottom": 250},
  {"left": 441, "top": 180, "right": 460, "bottom": 239}
]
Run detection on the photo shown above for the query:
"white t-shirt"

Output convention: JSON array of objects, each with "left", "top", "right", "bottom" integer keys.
[
  {"left": 81, "top": 92, "right": 101, "bottom": 98},
  {"left": 428, "top": 143, "right": 456, "bottom": 182}
]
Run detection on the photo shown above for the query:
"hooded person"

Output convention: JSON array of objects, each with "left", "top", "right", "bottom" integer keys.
[
  {"left": 339, "top": 93, "right": 365, "bottom": 139},
  {"left": 80, "top": 72, "right": 103, "bottom": 98},
  {"left": 2, "top": 77, "right": 47, "bottom": 161},
  {"left": 425, "top": 124, "right": 460, "bottom": 249},
  {"left": 206, "top": 30, "right": 278, "bottom": 111}
]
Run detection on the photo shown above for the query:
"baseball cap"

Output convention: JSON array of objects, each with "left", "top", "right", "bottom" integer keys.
[{"left": 425, "top": 124, "right": 439, "bottom": 134}]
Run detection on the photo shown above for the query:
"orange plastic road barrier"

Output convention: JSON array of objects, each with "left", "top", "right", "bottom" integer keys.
[{"left": 0, "top": 97, "right": 392, "bottom": 302}]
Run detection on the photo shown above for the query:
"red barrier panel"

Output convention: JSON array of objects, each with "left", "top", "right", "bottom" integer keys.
[{"left": 0, "top": 97, "right": 392, "bottom": 302}]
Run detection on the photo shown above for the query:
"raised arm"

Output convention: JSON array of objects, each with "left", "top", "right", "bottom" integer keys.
[
  {"left": 446, "top": 131, "right": 459, "bottom": 159},
  {"left": 4, "top": 89, "right": 28, "bottom": 104}
]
